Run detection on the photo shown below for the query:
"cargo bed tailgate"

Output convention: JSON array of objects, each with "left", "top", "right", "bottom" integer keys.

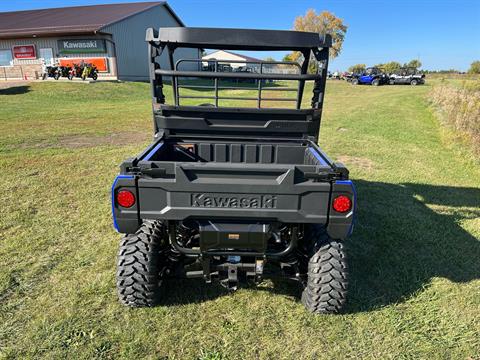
[{"left": 136, "top": 162, "right": 331, "bottom": 223}]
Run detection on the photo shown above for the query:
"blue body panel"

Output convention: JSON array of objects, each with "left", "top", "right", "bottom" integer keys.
[
  {"left": 359, "top": 75, "right": 373, "bottom": 84},
  {"left": 308, "top": 147, "right": 328, "bottom": 166},
  {"left": 111, "top": 175, "right": 135, "bottom": 231},
  {"left": 335, "top": 180, "right": 356, "bottom": 237}
]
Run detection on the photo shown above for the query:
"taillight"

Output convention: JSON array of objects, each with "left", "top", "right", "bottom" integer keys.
[
  {"left": 332, "top": 195, "right": 352, "bottom": 213},
  {"left": 116, "top": 190, "right": 135, "bottom": 208}
]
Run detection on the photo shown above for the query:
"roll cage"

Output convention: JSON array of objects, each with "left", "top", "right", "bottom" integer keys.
[{"left": 146, "top": 27, "right": 332, "bottom": 111}]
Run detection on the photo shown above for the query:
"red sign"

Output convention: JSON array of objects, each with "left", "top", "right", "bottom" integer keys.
[{"left": 12, "top": 45, "right": 36, "bottom": 59}]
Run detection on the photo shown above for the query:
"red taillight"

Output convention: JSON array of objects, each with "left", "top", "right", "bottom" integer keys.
[
  {"left": 332, "top": 195, "right": 352, "bottom": 213},
  {"left": 116, "top": 190, "right": 135, "bottom": 208}
]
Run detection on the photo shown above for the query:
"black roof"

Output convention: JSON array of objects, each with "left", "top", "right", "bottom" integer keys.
[
  {"left": 0, "top": 2, "right": 184, "bottom": 39},
  {"left": 147, "top": 27, "right": 332, "bottom": 51}
]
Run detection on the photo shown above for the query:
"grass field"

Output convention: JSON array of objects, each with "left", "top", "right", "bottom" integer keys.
[{"left": 0, "top": 79, "right": 479, "bottom": 359}]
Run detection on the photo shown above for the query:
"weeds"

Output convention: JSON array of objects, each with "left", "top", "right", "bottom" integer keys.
[{"left": 429, "top": 82, "right": 480, "bottom": 155}]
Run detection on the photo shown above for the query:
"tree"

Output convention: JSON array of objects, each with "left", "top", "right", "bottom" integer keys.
[
  {"left": 406, "top": 59, "right": 422, "bottom": 69},
  {"left": 263, "top": 56, "right": 276, "bottom": 62},
  {"left": 383, "top": 61, "right": 402, "bottom": 74},
  {"left": 293, "top": 9, "right": 347, "bottom": 59},
  {"left": 468, "top": 61, "right": 480, "bottom": 74},
  {"left": 348, "top": 64, "right": 366, "bottom": 74},
  {"left": 287, "top": 9, "right": 348, "bottom": 73}
]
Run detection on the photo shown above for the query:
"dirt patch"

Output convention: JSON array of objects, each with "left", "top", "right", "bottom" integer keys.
[
  {"left": 59, "top": 132, "right": 149, "bottom": 149},
  {"left": 337, "top": 155, "right": 375, "bottom": 171},
  {"left": 12, "top": 131, "right": 150, "bottom": 150}
]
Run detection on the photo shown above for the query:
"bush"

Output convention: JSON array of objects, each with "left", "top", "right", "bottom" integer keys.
[
  {"left": 468, "top": 61, "right": 480, "bottom": 74},
  {"left": 429, "top": 83, "right": 480, "bottom": 155}
]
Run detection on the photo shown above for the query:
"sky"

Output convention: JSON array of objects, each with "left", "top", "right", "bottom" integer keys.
[{"left": 1, "top": 0, "right": 479, "bottom": 71}]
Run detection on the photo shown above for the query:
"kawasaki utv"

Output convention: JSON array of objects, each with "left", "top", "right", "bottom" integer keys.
[
  {"left": 112, "top": 27, "right": 356, "bottom": 314},
  {"left": 351, "top": 67, "right": 389, "bottom": 86},
  {"left": 389, "top": 67, "right": 425, "bottom": 85}
]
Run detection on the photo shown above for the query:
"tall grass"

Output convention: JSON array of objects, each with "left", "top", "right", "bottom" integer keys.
[
  {"left": 429, "top": 81, "right": 480, "bottom": 155},
  {"left": 1, "top": 81, "right": 479, "bottom": 359}
]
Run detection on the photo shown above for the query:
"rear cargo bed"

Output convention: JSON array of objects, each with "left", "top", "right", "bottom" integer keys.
[{"left": 139, "top": 138, "right": 330, "bottom": 166}]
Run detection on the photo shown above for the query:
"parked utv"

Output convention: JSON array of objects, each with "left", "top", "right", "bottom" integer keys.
[
  {"left": 351, "top": 67, "right": 389, "bottom": 86},
  {"left": 389, "top": 67, "right": 425, "bottom": 85},
  {"left": 112, "top": 27, "right": 355, "bottom": 314}
]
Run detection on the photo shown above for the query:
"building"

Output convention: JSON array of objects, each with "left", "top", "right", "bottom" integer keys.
[
  {"left": 0, "top": 2, "right": 199, "bottom": 81},
  {"left": 202, "top": 50, "right": 294, "bottom": 75},
  {"left": 202, "top": 50, "right": 262, "bottom": 70}
]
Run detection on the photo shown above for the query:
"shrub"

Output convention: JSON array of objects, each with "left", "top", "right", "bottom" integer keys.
[
  {"left": 429, "top": 83, "right": 480, "bottom": 155},
  {"left": 468, "top": 61, "right": 480, "bottom": 74}
]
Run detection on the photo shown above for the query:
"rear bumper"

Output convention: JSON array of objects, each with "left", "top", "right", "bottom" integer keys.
[{"left": 111, "top": 167, "right": 356, "bottom": 239}]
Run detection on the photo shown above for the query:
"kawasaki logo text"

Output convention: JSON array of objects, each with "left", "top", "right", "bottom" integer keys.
[{"left": 191, "top": 193, "right": 277, "bottom": 209}]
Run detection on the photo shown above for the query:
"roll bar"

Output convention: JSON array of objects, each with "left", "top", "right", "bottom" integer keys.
[
  {"left": 146, "top": 27, "right": 332, "bottom": 110},
  {"left": 145, "top": 27, "right": 332, "bottom": 51}
]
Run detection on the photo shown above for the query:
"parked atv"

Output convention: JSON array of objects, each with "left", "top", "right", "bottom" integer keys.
[
  {"left": 57, "top": 66, "right": 71, "bottom": 79},
  {"left": 389, "top": 67, "right": 425, "bottom": 85},
  {"left": 344, "top": 72, "right": 358, "bottom": 82},
  {"left": 81, "top": 63, "right": 98, "bottom": 81},
  {"left": 68, "top": 63, "right": 84, "bottom": 80},
  {"left": 351, "top": 67, "right": 389, "bottom": 86},
  {"left": 233, "top": 66, "right": 256, "bottom": 83},
  {"left": 68, "top": 64, "right": 80, "bottom": 80},
  {"left": 42, "top": 65, "right": 60, "bottom": 80}
]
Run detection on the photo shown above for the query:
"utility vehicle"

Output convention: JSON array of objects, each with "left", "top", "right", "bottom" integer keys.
[
  {"left": 351, "top": 66, "right": 389, "bottom": 86},
  {"left": 389, "top": 67, "right": 425, "bottom": 85},
  {"left": 112, "top": 27, "right": 356, "bottom": 314}
]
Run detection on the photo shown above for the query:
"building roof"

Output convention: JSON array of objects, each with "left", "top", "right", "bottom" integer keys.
[
  {"left": 0, "top": 2, "right": 184, "bottom": 39},
  {"left": 203, "top": 50, "right": 262, "bottom": 63}
]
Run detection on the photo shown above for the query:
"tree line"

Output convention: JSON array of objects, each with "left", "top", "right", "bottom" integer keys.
[
  {"left": 348, "top": 60, "right": 480, "bottom": 74},
  {"left": 348, "top": 60, "right": 422, "bottom": 75},
  {"left": 272, "top": 9, "right": 480, "bottom": 75}
]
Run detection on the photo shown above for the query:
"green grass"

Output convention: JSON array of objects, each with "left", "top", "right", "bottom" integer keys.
[{"left": 0, "top": 80, "right": 479, "bottom": 359}]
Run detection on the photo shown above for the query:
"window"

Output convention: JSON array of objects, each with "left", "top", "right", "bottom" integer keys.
[
  {"left": 0, "top": 49, "right": 13, "bottom": 66},
  {"left": 39, "top": 48, "right": 54, "bottom": 65}
]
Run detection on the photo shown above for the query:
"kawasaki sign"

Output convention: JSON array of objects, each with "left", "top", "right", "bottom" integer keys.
[{"left": 58, "top": 39, "right": 107, "bottom": 54}]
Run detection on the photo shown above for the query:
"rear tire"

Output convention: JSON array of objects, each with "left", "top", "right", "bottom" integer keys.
[
  {"left": 301, "top": 225, "right": 348, "bottom": 314},
  {"left": 372, "top": 79, "right": 380, "bottom": 86},
  {"left": 351, "top": 78, "right": 359, "bottom": 85},
  {"left": 116, "top": 220, "right": 168, "bottom": 307}
]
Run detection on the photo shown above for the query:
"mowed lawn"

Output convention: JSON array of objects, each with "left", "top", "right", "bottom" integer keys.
[{"left": 0, "top": 80, "right": 479, "bottom": 359}]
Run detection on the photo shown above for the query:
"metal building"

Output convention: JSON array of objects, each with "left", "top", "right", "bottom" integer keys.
[{"left": 0, "top": 2, "right": 199, "bottom": 81}]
